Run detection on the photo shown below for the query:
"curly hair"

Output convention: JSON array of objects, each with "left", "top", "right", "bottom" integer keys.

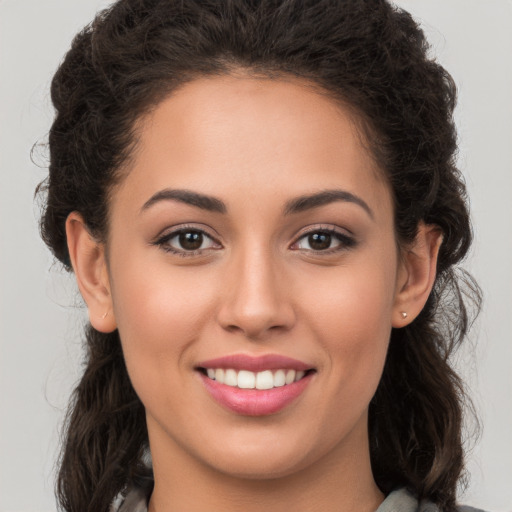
[{"left": 37, "top": 1, "right": 481, "bottom": 511}]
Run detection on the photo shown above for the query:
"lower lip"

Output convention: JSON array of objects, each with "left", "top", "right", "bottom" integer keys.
[{"left": 200, "top": 372, "right": 313, "bottom": 416}]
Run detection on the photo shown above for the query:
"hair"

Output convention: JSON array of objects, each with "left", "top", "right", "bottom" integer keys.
[{"left": 38, "top": 1, "right": 481, "bottom": 511}]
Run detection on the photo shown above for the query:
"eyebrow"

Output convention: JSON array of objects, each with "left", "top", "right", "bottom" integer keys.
[
  {"left": 141, "top": 189, "right": 227, "bottom": 214},
  {"left": 283, "top": 190, "right": 374, "bottom": 219},
  {"left": 140, "top": 187, "right": 373, "bottom": 219}
]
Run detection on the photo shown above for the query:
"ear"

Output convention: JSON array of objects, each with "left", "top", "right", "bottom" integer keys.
[
  {"left": 65, "top": 212, "right": 117, "bottom": 332},
  {"left": 392, "top": 222, "right": 443, "bottom": 328}
]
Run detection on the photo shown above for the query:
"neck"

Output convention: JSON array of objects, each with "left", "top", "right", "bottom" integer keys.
[{"left": 147, "top": 415, "right": 384, "bottom": 512}]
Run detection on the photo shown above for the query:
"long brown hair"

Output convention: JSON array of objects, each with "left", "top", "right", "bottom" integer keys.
[{"left": 38, "top": 1, "right": 481, "bottom": 510}]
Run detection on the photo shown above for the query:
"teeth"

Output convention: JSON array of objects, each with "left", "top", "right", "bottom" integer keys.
[
  {"left": 238, "top": 370, "right": 256, "bottom": 389},
  {"left": 215, "top": 368, "right": 224, "bottom": 383},
  {"left": 256, "top": 370, "right": 273, "bottom": 390},
  {"left": 273, "top": 369, "right": 286, "bottom": 387},
  {"left": 204, "top": 368, "right": 309, "bottom": 389},
  {"left": 224, "top": 368, "right": 238, "bottom": 386}
]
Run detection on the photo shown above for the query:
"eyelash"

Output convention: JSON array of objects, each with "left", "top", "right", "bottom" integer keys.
[
  {"left": 152, "top": 225, "right": 356, "bottom": 257},
  {"left": 290, "top": 227, "right": 356, "bottom": 254},
  {"left": 152, "top": 226, "right": 221, "bottom": 257}
]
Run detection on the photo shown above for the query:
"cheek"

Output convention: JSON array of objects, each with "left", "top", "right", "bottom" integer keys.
[
  {"left": 109, "top": 253, "right": 218, "bottom": 378},
  {"left": 304, "top": 256, "right": 396, "bottom": 336},
  {"left": 300, "top": 255, "right": 397, "bottom": 395}
]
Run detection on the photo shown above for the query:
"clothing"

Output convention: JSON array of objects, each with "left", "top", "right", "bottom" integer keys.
[
  {"left": 375, "top": 489, "right": 485, "bottom": 512},
  {"left": 113, "top": 485, "right": 149, "bottom": 512},
  {"left": 113, "top": 486, "right": 486, "bottom": 512}
]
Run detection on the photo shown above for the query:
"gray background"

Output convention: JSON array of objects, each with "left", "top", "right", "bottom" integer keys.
[{"left": 1, "top": 0, "right": 511, "bottom": 510}]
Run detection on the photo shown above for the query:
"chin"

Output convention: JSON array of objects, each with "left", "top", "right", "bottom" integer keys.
[
  {"left": 196, "top": 430, "right": 330, "bottom": 481},
  {"left": 208, "top": 452, "right": 312, "bottom": 481}
]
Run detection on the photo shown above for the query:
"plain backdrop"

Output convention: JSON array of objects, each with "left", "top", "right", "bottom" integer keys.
[{"left": 1, "top": 1, "right": 511, "bottom": 511}]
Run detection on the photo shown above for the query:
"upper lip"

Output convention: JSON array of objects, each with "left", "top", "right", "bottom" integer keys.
[{"left": 197, "top": 354, "right": 313, "bottom": 372}]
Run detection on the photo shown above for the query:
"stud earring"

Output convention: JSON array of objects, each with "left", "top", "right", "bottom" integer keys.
[{"left": 400, "top": 311, "right": 408, "bottom": 319}]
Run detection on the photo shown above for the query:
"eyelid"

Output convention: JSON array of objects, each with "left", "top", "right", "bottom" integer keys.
[
  {"left": 153, "top": 223, "right": 221, "bottom": 241},
  {"left": 290, "top": 224, "right": 356, "bottom": 252},
  {"left": 151, "top": 223, "right": 223, "bottom": 256},
  {"left": 293, "top": 223, "right": 354, "bottom": 238}
]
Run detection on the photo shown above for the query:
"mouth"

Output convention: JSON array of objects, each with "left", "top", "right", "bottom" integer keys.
[
  {"left": 197, "top": 367, "right": 314, "bottom": 390},
  {"left": 196, "top": 354, "right": 316, "bottom": 416}
]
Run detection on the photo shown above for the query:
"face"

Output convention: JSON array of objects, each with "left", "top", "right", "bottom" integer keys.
[{"left": 104, "top": 75, "right": 406, "bottom": 480}]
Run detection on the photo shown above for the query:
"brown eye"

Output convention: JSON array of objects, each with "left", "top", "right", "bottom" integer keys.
[
  {"left": 293, "top": 229, "right": 356, "bottom": 253},
  {"left": 155, "top": 228, "right": 220, "bottom": 255},
  {"left": 307, "top": 232, "right": 332, "bottom": 250},
  {"left": 178, "top": 231, "right": 204, "bottom": 250}
]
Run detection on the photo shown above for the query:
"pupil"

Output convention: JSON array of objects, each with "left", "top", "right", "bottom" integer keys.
[
  {"left": 179, "top": 231, "right": 203, "bottom": 250},
  {"left": 309, "top": 232, "right": 331, "bottom": 250}
]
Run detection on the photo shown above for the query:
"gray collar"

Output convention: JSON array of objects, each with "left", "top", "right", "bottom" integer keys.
[{"left": 376, "top": 488, "right": 438, "bottom": 512}]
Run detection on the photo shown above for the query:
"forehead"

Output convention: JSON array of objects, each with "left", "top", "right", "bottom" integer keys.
[{"left": 113, "top": 75, "right": 391, "bottom": 218}]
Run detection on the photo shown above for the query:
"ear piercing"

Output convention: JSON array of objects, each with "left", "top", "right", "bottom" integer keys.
[{"left": 400, "top": 311, "right": 408, "bottom": 319}]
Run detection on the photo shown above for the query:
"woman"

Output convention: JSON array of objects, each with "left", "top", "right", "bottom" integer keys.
[{"left": 38, "top": 0, "right": 483, "bottom": 511}]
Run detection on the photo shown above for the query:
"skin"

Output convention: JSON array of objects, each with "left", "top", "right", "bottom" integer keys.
[{"left": 66, "top": 75, "right": 441, "bottom": 512}]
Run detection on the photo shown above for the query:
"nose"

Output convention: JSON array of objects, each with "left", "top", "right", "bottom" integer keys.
[{"left": 216, "top": 246, "right": 296, "bottom": 340}]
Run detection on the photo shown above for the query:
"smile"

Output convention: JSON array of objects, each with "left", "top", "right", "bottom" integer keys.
[
  {"left": 197, "top": 354, "right": 315, "bottom": 416},
  {"left": 204, "top": 368, "right": 308, "bottom": 389}
]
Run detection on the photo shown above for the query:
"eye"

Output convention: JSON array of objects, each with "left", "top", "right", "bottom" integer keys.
[
  {"left": 292, "top": 229, "right": 356, "bottom": 252},
  {"left": 154, "top": 228, "right": 221, "bottom": 256}
]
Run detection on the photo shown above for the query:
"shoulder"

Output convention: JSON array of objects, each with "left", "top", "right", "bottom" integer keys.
[{"left": 377, "top": 488, "right": 488, "bottom": 512}]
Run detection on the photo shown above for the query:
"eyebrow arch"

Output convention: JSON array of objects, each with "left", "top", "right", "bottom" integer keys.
[
  {"left": 141, "top": 189, "right": 227, "bottom": 214},
  {"left": 283, "top": 189, "right": 374, "bottom": 219}
]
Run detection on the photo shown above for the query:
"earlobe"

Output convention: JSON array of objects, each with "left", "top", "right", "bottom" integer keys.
[
  {"left": 392, "top": 223, "right": 443, "bottom": 328},
  {"left": 65, "top": 212, "right": 117, "bottom": 333}
]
